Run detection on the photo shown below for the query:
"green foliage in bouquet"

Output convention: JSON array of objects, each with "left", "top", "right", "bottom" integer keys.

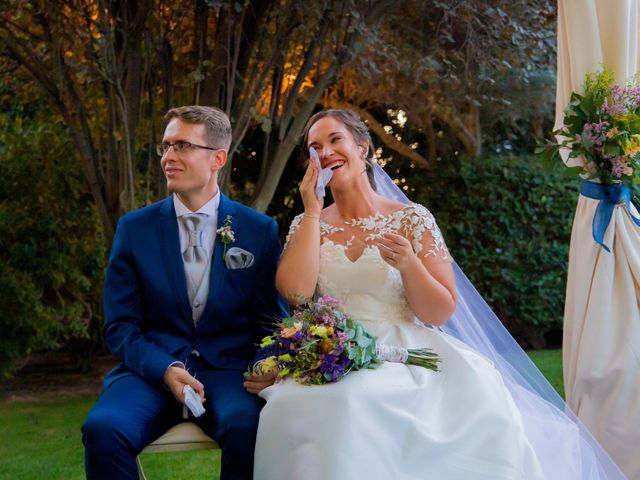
[{"left": 536, "top": 69, "right": 640, "bottom": 190}]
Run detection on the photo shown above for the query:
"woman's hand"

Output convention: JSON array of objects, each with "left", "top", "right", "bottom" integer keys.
[
  {"left": 299, "top": 158, "right": 324, "bottom": 216},
  {"left": 377, "top": 232, "right": 420, "bottom": 272}
]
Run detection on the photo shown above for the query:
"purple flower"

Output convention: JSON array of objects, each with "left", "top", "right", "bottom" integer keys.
[
  {"left": 602, "top": 84, "right": 640, "bottom": 115},
  {"left": 317, "top": 294, "right": 340, "bottom": 308},
  {"left": 582, "top": 121, "right": 609, "bottom": 146}
]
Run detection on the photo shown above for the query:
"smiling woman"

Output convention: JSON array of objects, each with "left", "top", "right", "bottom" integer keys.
[
  {"left": 304, "top": 109, "right": 378, "bottom": 191},
  {"left": 260, "top": 109, "right": 547, "bottom": 480}
]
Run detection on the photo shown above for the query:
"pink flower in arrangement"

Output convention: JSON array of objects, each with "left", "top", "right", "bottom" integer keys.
[
  {"left": 582, "top": 121, "right": 609, "bottom": 147},
  {"left": 611, "top": 156, "right": 633, "bottom": 178}
]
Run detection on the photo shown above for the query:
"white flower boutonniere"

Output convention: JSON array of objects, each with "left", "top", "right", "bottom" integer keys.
[{"left": 216, "top": 214, "right": 235, "bottom": 255}]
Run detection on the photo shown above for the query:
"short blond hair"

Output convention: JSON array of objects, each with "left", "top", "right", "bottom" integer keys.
[{"left": 164, "top": 106, "right": 232, "bottom": 150}]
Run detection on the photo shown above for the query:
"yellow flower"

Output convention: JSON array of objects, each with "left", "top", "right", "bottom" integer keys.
[
  {"left": 278, "top": 353, "right": 293, "bottom": 362},
  {"left": 624, "top": 135, "right": 640, "bottom": 157},
  {"left": 255, "top": 356, "right": 278, "bottom": 374},
  {"left": 606, "top": 127, "right": 619, "bottom": 138},
  {"left": 625, "top": 144, "right": 640, "bottom": 157},
  {"left": 319, "top": 339, "right": 333, "bottom": 353},
  {"left": 310, "top": 325, "right": 329, "bottom": 338},
  {"left": 260, "top": 336, "right": 275, "bottom": 347}
]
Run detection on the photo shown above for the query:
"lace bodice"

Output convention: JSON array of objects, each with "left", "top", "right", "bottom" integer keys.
[
  {"left": 285, "top": 204, "right": 450, "bottom": 261},
  {"left": 284, "top": 204, "right": 451, "bottom": 333}
]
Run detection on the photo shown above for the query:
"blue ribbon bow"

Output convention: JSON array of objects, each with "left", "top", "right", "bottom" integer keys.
[{"left": 579, "top": 180, "right": 640, "bottom": 252}]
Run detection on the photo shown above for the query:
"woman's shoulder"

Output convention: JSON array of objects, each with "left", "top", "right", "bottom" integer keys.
[{"left": 392, "top": 202, "right": 436, "bottom": 223}]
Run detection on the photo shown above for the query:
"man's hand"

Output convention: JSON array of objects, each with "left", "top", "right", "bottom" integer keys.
[
  {"left": 243, "top": 370, "right": 278, "bottom": 394},
  {"left": 164, "top": 365, "right": 205, "bottom": 404}
]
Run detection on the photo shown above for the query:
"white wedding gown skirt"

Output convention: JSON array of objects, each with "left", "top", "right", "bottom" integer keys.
[{"left": 254, "top": 243, "right": 546, "bottom": 480}]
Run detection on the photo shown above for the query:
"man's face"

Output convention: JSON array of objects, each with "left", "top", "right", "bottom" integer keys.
[{"left": 160, "top": 118, "right": 217, "bottom": 196}]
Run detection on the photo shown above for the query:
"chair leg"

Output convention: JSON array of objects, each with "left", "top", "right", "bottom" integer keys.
[{"left": 136, "top": 456, "right": 147, "bottom": 480}]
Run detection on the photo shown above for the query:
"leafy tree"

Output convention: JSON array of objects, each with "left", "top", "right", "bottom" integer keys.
[
  {"left": 324, "top": 0, "right": 556, "bottom": 164},
  {"left": 0, "top": 0, "right": 395, "bottom": 238},
  {"left": 1, "top": 0, "right": 555, "bottom": 223}
]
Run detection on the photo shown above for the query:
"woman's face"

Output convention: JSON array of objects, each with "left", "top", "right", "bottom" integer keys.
[{"left": 306, "top": 116, "right": 366, "bottom": 190}]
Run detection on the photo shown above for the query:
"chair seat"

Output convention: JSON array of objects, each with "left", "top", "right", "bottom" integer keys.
[{"left": 141, "top": 422, "right": 219, "bottom": 454}]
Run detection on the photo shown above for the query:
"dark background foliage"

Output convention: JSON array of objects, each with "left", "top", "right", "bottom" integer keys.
[
  {"left": 0, "top": 94, "right": 105, "bottom": 378},
  {"left": 411, "top": 154, "right": 576, "bottom": 349}
]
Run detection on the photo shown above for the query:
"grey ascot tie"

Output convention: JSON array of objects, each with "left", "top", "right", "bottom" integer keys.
[
  {"left": 181, "top": 214, "right": 208, "bottom": 304},
  {"left": 182, "top": 214, "right": 207, "bottom": 263}
]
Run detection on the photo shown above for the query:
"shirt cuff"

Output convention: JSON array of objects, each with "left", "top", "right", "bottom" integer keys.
[{"left": 167, "top": 361, "right": 186, "bottom": 371}]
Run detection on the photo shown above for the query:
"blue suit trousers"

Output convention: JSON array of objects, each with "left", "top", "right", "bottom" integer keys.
[{"left": 82, "top": 356, "right": 263, "bottom": 480}]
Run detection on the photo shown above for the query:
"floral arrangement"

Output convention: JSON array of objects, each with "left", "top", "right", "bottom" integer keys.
[
  {"left": 537, "top": 69, "right": 640, "bottom": 188},
  {"left": 216, "top": 214, "right": 235, "bottom": 255},
  {"left": 247, "top": 295, "right": 440, "bottom": 385}
]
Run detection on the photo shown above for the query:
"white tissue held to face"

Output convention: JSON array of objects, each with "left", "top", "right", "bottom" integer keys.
[{"left": 310, "top": 146, "right": 333, "bottom": 199}]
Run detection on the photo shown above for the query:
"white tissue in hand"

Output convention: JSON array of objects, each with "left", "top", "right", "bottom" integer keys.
[
  {"left": 183, "top": 385, "right": 205, "bottom": 417},
  {"left": 310, "top": 147, "right": 333, "bottom": 199}
]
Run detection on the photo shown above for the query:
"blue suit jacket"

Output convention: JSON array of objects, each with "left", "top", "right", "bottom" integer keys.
[{"left": 102, "top": 193, "right": 288, "bottom": 389}]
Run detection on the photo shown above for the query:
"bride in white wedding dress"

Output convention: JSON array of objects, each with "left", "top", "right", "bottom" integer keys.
[{"left": 251, "top": 109, "right": 625, "bottom": 480}]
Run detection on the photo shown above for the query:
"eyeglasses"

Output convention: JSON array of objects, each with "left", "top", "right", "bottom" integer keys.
[{"left": 156, "top": 140, "right": 219, "bottom": 157}]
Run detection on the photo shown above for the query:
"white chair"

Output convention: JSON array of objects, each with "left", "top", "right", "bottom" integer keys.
[{"left": 136, "top": 422, "right": 219, "bottom": 480}]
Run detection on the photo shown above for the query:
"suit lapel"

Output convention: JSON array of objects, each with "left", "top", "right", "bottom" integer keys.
[
  {"left": 200, "top": 193, "right": 237, "bottom": 323},
  {"left": 157, "top": 196, "right": 192, "bottom": 325}
]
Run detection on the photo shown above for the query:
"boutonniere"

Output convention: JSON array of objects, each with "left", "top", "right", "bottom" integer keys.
[{"left": 216, "top": 214, "right": 235, "bottom": 255}]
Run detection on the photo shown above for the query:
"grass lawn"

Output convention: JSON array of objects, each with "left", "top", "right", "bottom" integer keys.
[
  {"left": 0, "top": 349, "right": 562, "bottom": 480},
  {"left": 527, "top": 349, "right": 565, "bottom": 398},
  {"left": 0, "top": 395, "right": 220, "bottom": 480}
]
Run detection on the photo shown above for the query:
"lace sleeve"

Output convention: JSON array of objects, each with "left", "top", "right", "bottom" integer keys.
[
  {"left": 283, "top": 213, "right": 304, "bottom": 250},
  {"left": 401, "top": 204, "right": 452, "bottom": 262}
]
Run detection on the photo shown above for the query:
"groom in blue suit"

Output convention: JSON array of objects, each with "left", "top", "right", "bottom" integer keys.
[{"left": 82, "top": 105, "right": 287, "bottom": 479}]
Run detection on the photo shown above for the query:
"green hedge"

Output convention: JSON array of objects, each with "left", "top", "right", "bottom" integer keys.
[
  {"left": 409, "top": 154, "right": 578, "bottom": 348},
  {"left": 0, "top": 109, "right": 106, "bottom": 379}
]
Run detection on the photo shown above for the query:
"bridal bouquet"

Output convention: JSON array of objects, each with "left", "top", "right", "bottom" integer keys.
[
  {"left": 247, "top": 295, "right": 440, "bottom": 385},
  {"left": 537, "top": 69, "right": 640, "bottom": 188}
]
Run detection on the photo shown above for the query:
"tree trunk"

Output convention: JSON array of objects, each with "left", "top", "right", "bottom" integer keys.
[{"left": 250, "top": 63, "right": 340, "bottom": 212}]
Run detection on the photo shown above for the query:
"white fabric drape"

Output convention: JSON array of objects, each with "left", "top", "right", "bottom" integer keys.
[{"left": 557, "top": 1, "right": 640, "bottom": 478}]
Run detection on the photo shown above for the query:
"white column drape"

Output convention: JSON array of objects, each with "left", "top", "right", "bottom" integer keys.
[{"left": 556, "top": 1, "right": 640, "bottom": 478}]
